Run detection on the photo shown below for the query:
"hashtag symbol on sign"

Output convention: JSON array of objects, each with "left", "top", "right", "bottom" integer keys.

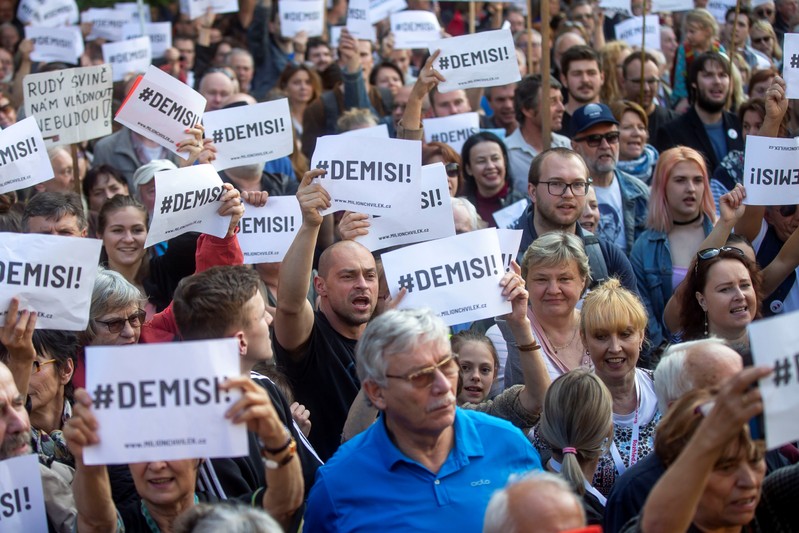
[
  {"left": 398, "top": 273, "right": 415, "bottom": 293},
  {"left": 92, "top": 383, "right": 115, "bottom": 409},
  {"left": 316, "top": 160, "right": 329, "bottom": 172},
  {"left": 438, "top": 56, "right": 450, "bottom": 70},
  {"left": 160, "top": 195, "right": 173, "bottom": 214},
  {"left": 138, "top": 87, "right": 154, "bottom": 102},
  {"left": 773, "top": 357, "right": 792, "bottom": 387},
  {"left": 212, "top": 129, "right": 223, "bottom": 143},
  {"left": 791, "top": 54, "right": 799, "bottom": 69}
]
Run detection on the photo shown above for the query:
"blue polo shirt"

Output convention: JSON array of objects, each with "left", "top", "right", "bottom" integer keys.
[{"left": 304, "top": 408, "right": 542, "bottom": 532}]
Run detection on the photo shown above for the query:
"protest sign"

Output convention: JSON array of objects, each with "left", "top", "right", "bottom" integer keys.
[
  {"left": 382, "top": 228, "right": 511, "bottom": 326},
  {"left": 24, "top": 64, "right": 113, "bottom": 147},
  {"left": 329, "top": 26, "right": 344, "bottom": 49},
  {"left": 423, "top": 112, "right": 480, "bottom": 155},
  {"left": 430, "top": 29, "right": 520, "bottom": 93},
  {"left": 347, "top": 0, "right": 374, "bottom": 41},
  {"left": 391, "top": 11, "right": 441, "bottom": 49},
  {"left": 783, "top": 34, "right": 799, "bottom": 99},
  {"left": 339, "top": 123, "right": 390, "bottom": 138},
  {"left": 82, "top": 7, "right": 129, "bottom": 41},
  {"left": 707, "top": 0, "right": 737, "bottom": 22},
  {"left": 651, "top": 0, "right": 693, "bottom": 11},
  {"left": 102, "top": 36, "right": 152, "bottom": 82},
  {"left": 355, "top": 162, "right": 456, "bottom": 251},
  {"left": 18, "top": 0, "right": 78, "bottom": 27},
  {"left": 203, "top": 99, "right": 294, "bottom": 171},
  {"left": 279, "top": 0, "right": 325, "bottom": 38},
  {"left": 599, "top": 0, "right": 631, "bottom": 12},
  {"left": 370, "top": 0, "right": 407, "bottom": 22},
  {"left": 115, "top": 2, "right": 152, "bottom": 23},
  {"left": 0, "top": 455, "right": 47, "bottom": 532},
  {"left": 310, "top": 135, "right": 422, "bottom": 216},
  {"left": 183, "top": 0, "right": 238, "bottom": 20},
  {"left": 493, "top": 198, "right": 528, "bottom": 229},
  {"left": 238, "top": 196, "right": 302, "bottom": 263},
  {"left": 0, "top": 233, "right": 102, "bottom": 330},
  {"left": 497, "top": 228, "right": 523, "bottom": 272},
  {"left": 83, "top": 338, "right": 247, "bottom": 464},
  {"left": 145, "top": 165, "right": 230, "bottom": 247},
  {"left": 614, "top": 16, "right": 660, "bottom": 49},
  {"left": 121, "top": 22, "right": 172, "bottom": 59},
  {"left": 749, "top": 311, "right": 799, "bottom": 449},
  {"left": 115, "top": 65, "right": 206, "bottom": 159},
  {"left": 742, "top": 135, "right": 799, "bottom": 206},
  {"left": 24, "top": 26, "right": 83, "bottom": 65},
  {"left": 0, "top": 117, "right": 53, "bottom": 194}
]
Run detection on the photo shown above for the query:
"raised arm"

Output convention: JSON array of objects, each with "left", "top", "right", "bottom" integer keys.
[
  {"left": 0, "top": 298, "right": 36, "bottom": 398},
  {"left": 761, "top": 219, "right": 799, "bottom": 296},
  {"left": 397, "top": 51, "right": 445, "bottom": 139},
  {"left": 274, "top": 169, "right": 330, "bottom": 354}
]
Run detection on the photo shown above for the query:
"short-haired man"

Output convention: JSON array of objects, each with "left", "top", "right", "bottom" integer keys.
[
  {"left": 199, "top": 69, "right": 237, "bottom": 112},
  {"left": 484, "top": 83, "right": 518, "bottom": 135},
  {"left": 428, "top": 86, "right": 472, "bottom": 117},
  {"left": 722, "top": 7, "right": 772, "bottom": 70},
  {"left": 553, "top": 31, "right": 587, "bottom": 75},
  {"left": 226, "top": 48, "right": 255, "bottom": 94},
  {"left": 622, "top": 52, "right": 678, "bottom": 146},
  {"left": 304, "top": 308, "right": 542, "bottom": 531},
  {"left": 23, "top": 192, "right": 87, "bottom": 237},
  {"left": 505, "top": 74, "right": 571, "bottom": 195},
  {"left": 557, "top": 45, "right": 603, "bottom": 136},
  {"left": 570, "top": 103, "right": 649, "bottom": 254},
  {"left": 656, "top": 52, "right": 743, "bottom": 173},
  {"left": 173, "top": 35, "right": 197, "bottom": 88}
]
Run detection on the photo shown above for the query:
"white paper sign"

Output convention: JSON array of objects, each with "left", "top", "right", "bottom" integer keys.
[
  {"left": 497, "top": 228, "right": 523, "bottom": 271},
  {"left": 742, "top": 136, "right": 799, "bottom": 206},
  {"left": 115, "top": 65, "right": 206, "bottom": 159},
  {"left": 25, "top": 26, "right": 83, "bottom": 65},
  {"left": 339, "top": 123, "right": 390, "bottom": 138},
  {"left": 0, "top": 455, "right": 47, "bottom": 532},
  {"left": 203, "top": 99, "right": 294, "bottom": 171},
  {"left": 356, "top": 163, "right": 456, "bottom": 251},
  {"left": 430, "top": 29, "right": 520, "bottom": 93},
  {"left": 121, "top": 22, "right": 172, "bottom": 59},
  {"left": 749, "top": 311, "right": 799, "bottom": 449},
  {"left": 102, "top": 36, "right": 152, "bottom": 82},
  {"left": 0, "top": 117, "right": 53, "bottom": 194},
  {"left": 599, "top": 0, "right": 632, "bottom": 12},
  {"left": 115, "top": 2, "right": 152, "bottom": 23},
  {"left": 382, "top": 228, "right": 511, "bottom": 325},
  {"left": 347, "top": 0, "right": 373, "bottom": 40},
  {"left": 651, "top": 0, "right": 693, "bottom": 11},
  {"left": 370, "top": 0, "right": 407, "bottom": 22},
  {"left": 0, "top": 234, "right": 102, "bottom": 330},
  {"left": 145, "top": 165, "right": 230, "bottom": 248},
  {"left": 391, "top": 11, "right": 441, "bottom": 49},
  {"left": 423, "top": 112, "right": 480, "bottom": 155},
  {"left": 238, "top": 196, "right": 302, "bottom": 263},
  {"left": 83, "top": 339, "right": 247, "bottom": 464},
  {"left": 493, "top": 199, "right": 528, "bottom": 229},
  {"left": 330, "top": 26, "right": 344, "bottom": 49},
  {"left": 783, "top": 34, "right": 799, "bottom": 99},
  {"left": 707, "top": 0, "right": 737, "bottom": 22},
  {"left": 183, "top": 0, "right": 238, "bottom": 20},
  {"left": 279, "top": 0, "right": 325, "bottom": 38},
  {"left": 614, "top": 16, "right": 660, "bottom": 49},
  {"left": 82, "top": 8, "right": 129, "bottom": 41},
  {"left": 310, "top": 136, "right": 422, "bottom": 216},
  {"left": 18, "top": 0, "right": 78, "bottom": 27},
  {"left": 24, "top": 64, "right": 114, "bottom": 147}
]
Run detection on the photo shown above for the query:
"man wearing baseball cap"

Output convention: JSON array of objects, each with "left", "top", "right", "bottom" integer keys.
[{"left": 570, "top": 103, "right": 649, "bottom": 254}]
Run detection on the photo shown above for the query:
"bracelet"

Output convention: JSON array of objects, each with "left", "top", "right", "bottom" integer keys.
[
  {"left": 263, "top": 439, "right": 297, "bottom": 469},
  {"left": 260, "top": 429, "right": 292, "bottom": 454},
  {"left": 517, "top": 342, "right": 541, "bottom": 352}
]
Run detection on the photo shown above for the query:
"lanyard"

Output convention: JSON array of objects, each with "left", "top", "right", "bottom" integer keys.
[
  {"left": 610, "top": 372, "right": 641, "bottom": 476},
  {"left": 547, "top": 458, "right": 607, "bottom": 506}
]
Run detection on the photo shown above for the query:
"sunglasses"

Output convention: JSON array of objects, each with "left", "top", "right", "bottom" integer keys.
[
  {"left": 695, "top": 247, "right": 745, "bottom": 273},
  {"left": 445, "top": 162, "right": 459, "bottom": 178},
  {"left": 385, "top": 353, "right": 459, "bottom": 389},
  {"left": 751, "top": 35, "right": 773, "bottom": 45},
  {"left": 755, "top": 8, "right": 774, "bottom": 16},
  {"left": 573, "top": 131, "right": 620, "bottom": 147},
  {"left": 95, "top": 309, "right": 147, "bottom": 334},
  {"left": 31, "top": 359, "right": 57, "bottom": 375}
]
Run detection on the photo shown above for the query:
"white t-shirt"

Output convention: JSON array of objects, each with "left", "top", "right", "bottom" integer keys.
[{"left": 593, "top": 176, "right": 627, "bottom": 252}]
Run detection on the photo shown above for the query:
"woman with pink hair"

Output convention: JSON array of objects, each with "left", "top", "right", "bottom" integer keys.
[{"left": 630, "top": 147, "right": 717, "bottom": 350}]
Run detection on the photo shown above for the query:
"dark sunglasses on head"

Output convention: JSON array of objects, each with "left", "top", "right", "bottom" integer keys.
[
  {"left": 573, "top": 131, "right": 620, "bottom": 147},
  {"left": 752, "top": 35, "right": 773, "bottom": 45},
  {"left": 779, "top": 205, "right": 798, "bottom": 217},
  {"left": 445, "top": 162, "right": 459, "bottom": 178},
  {"left": 695, "top": 246, "right": 745, "bottom": 273}
]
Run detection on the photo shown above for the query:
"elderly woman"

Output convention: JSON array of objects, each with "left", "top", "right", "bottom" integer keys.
[
  {"left": 630, "top": 147, "right": 716, "bottom": 349},
  {"left": 539, "top": 369, "right": 613, "bottom": 525},
  {"left": 610, "top": 101, "right": 659, "bottom": 185},
  {"left": 503, "top": 231, "right": 592, "bottom": 386}
]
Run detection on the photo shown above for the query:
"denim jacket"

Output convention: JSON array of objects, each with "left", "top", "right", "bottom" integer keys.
[
  {"left": 630, "top": 216, "right": 714, "bottom": 348},
  {"left": 616, "top": 169, "right": 651, "bottom": 255}
]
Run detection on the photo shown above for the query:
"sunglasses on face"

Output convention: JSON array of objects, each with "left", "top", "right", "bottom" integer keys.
[
  {"left": 95, "top": 309, "right": 147, "bottom": 334},
  {"left": 385, "top": 353, "right": 459, "bottom": 389},
  {"left": 755, "top": 8, "right": 774, "bottom": 16},
  {"left": 445, "top": 162, "right": 459, "bottom": 178},
  {"left": 751, "top": 35, "right": 773, "bottom": 45},
  {"left": 573, "top": 131, "right": 620, "bottom": 147}
]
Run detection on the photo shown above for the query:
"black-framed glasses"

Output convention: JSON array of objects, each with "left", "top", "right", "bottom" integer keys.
[
  {"left": 754, "top": 8, "right": 774, "bottom": 16},
  {"left": 445, "top": 162, "right": 459, "bottom": 178},
  {"left": 385, "top": 353, "right": 459, "bottom": 389},
  {"left": 573, "top": 131, "right": 621, "bottom": 147},
  {"left": 751, "top": 35, "right": 773, "bottom": 45},
  {"left": 31, "top": 359, "right": 56, "bottom": 374},
  {"left": 95, "top": 310, "right": 147, "bottom": 334},
  {"left": 538, "top": 179, "right": 592, "bottom": 197},
  {"left": 695, "top": 247, "right": 745, "bottom": 273},
  {"left": 779, "top": 205, "right": 798, "bottom": 217}
]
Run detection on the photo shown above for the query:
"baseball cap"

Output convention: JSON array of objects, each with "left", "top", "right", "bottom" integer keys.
[
  {"left": 132, "top": 159, "right": 177, "bottom": 193},
  {"left": 570, "top": 103, "right": 619, "bottom": 138}
]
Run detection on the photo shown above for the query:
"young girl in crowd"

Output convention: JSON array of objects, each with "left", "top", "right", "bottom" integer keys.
[{"left": 672, "top": 9, "right": 725, "bottom": 112}]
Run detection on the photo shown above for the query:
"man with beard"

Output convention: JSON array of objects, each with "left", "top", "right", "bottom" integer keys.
[
  {"left": 274, "top": 169, "right": 380, "bottom": 460},
  {"left": 557, "top": 45, "right": 603, "bottom": 137},
  {"left": 506, "top": 74, "right": 571, "bottom": 195},
  {"left": 656, "top": 52, "right": 743, "bottom": 174},
  {"left": 571, "top": 103, "right": 649, "bottom": 254},
  {"left": 622, "top": 52, "right": 677, "bottom": 147}
]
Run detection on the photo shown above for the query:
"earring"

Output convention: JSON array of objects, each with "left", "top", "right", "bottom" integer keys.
[{"left": 703, "top": 311, "right": 708, "bottom": 337}]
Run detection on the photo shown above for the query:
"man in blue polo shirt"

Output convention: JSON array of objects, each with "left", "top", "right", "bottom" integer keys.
[{"left": 304, "top": 308, "right": 541, "bottom": 532}]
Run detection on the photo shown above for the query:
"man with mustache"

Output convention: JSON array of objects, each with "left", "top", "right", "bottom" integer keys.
[
  {"left": 557, "top": 45, "right": 603, "bottom": 137},
  {"left": 304, "top": 308, "right": 542, "bottom": 531}
]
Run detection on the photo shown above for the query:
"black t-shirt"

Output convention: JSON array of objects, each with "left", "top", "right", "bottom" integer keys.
[{"left": 274, "top": 311, "right": 359, "bottom": 461}]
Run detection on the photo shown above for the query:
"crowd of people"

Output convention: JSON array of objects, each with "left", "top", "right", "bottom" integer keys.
[{"left": 1, "top": 0, "right": 799, "bottom": 531}]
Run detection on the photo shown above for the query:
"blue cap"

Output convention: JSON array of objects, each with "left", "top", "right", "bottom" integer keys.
[{"left": 570, "top": 103, "right": 619, "bottom": 138}]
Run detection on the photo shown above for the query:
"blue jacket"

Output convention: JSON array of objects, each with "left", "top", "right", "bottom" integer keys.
[
  {"left": 630, "top": 216, "right": 714, "bottom": 348},
  {"left": 615, "top": 169, "right": 651, "bottom": 255}
]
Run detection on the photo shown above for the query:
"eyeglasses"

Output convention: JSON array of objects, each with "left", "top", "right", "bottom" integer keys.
[
  {"left": 445, "top": 162, "right": 459, "bottom": 178},
  {"left": 695, "top": 247, "right": 745, "bottom": 273},
  {"left": 385, "top": 353, "right": 459, "bottom": 389},
  {"left": 31, "top": 359, "right": 57, "bottom": 374},
  {"left": 751, "top": 35, "right": 773, "bottom": 45},
  {"left": 538, "top": 180, "right": 592, "bottom": 196},
  {"left": 573, "top": 131, "right": 621, "bottom": 147},
  {"left": 95, "top": 310, "right": 147, "bottom": 334},
  {"left": 754, "top": 8, "right": 774, "bottom": 16},
  {"left": 778, "top": 205, "right": 798, "bottom": 217}
]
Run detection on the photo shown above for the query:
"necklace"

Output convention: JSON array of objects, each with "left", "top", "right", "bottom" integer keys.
[
  {"left": 672, "top": 213, "right": 702, "bottom": 226},
  {"left": 541, "top": 319, "right": 578, "bottom": 354}
]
